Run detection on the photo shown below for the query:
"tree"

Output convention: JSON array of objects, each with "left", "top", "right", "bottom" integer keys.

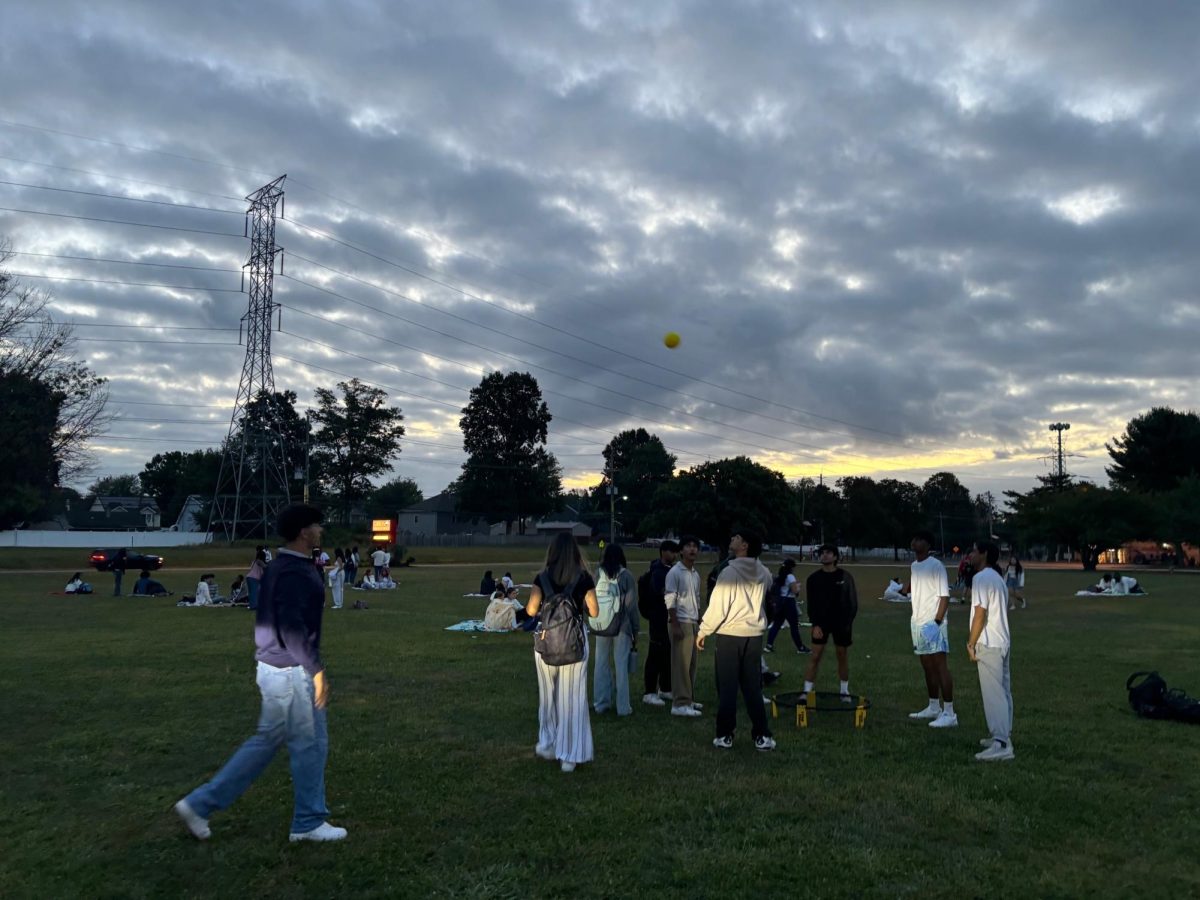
[
  {"left": 596, "top": 429, "right": 676, "bottom": 539},
  {"left": 642, "top": 456, "right": 800, "bottom": 544},
  {"left": 878, "top": 478, "right": 923, "bottom": 559},
  {"left": 0, "top": 371, "right": 61, "bottom": 528},
  {"left": 139, "top": 449, "right": 223, "bottom": 525},
  {"left": 87, "top": 474, "right": 142, "bottom": 497},
  {"left": 1106, "top": 407, "right": 1200, "bottom": 493},
  {"left": 837, "top": 477, "right": 890, "bottom": 558},
  {"left": 456, "top": 372, "right": 562, "bottom": 533},
  {"left": 368, "top": 477, "right": 423, "bottom": 516},
  {"left": 311, "top": 378, "right": 406, "bottom": 523},
  {"left": 1006, "top": 483, "right": 1156, "bottom": 569},
  {"left": 920, "top": 472, "right": 974, "bottom": 552},
  {"left": 794, "top": 478, "right": 844, "bottom": 547},
  {"left": 241, "top": 390, "right": 314, "bottom": 492},
  {"left": 1, "top": 241, "right": 110, "bottom": 494}
]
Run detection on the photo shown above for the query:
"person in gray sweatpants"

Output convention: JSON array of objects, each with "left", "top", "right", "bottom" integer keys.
[{"left": 966, "top": 541, "right": 1014, "bottom": 762}]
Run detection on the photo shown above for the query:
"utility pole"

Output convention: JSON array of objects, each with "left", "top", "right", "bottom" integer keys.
[
  {"left": 1049, "top": 422, "right": 1071, "bottom": 488},
  {"left": 303, "top": 410, "right": 312, "bottom": 504},
  {"left": 606, "top": 463, "right": 618, "bottom": 543},
  {"left": 209, "top": 175, "right": 290, "bottom": 542},
  {"left": 938, "top": 512, "right": 946, "bottom": 555}
]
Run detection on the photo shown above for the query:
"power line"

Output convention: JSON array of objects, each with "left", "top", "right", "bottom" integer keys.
[
  {"left": 280, "top": 224, "right": 905, "bottom": 442},
  {"left": 0, "top": 153, "right": 244, "bottom": 202},
  {"left": 0, "top": 180, "right": 243, "bottom": 215},
  {"left": 0, "top": 206, "right": 243, "bottom": 238},
  {"left": 7, "top": 271, "right": 242, "bottom": 293},
  {"left": 50, "top": 322, "right": 238, "bottom": 332},
  {"left": 7, "top": 250, "right": 240, "bottom": 274}
]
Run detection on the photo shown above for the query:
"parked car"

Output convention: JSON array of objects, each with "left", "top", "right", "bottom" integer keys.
[{"left": 89, "top": 549, "right": 164, "bottom": 572}]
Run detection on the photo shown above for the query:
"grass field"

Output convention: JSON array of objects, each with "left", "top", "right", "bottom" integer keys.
[{"left": 3, "top": 560, "right": 1200, "bottom": 898}]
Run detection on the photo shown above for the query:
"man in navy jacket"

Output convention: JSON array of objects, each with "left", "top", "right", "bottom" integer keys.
[{"left": 175, "top": 504, "right": 347, "bottom": 843}]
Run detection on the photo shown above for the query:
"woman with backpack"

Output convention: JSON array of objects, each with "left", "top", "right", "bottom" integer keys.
[
  {"left": 527, "top": 533, "right": 600, "bottom": 773},
  {"left": 592, "top": 543, "right": 640, "bottom": 717},
  {"left": 765, "top": 558, "right": 811, "bottom": 655}
]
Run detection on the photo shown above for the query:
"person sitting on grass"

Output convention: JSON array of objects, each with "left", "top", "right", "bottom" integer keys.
[
  {"left": 377, "top": 568, "right": 397, "bottom": 589},
  {"left": 359, "top": 571, "right": 378, "bottom": 590},
  {"left": 194, "top": 574, "right": 217, "bottom": 606},
  {"left": 485, "top": 586, "right": 533, "bottom": 631},
  {"left": 132, "top": 570, "right": 171, "bottom": 596},
  {"left": 65, "top": 572, "right": 93, "bottom": 594},
  {"left": 1087, "top": 573, "right": 1117, "bottom": 593},
  {"left": 480, "top": 570, "right": 497, "bottom": 595},
  {"left": 228, "top": 576, "right": 248, "bottom": 606},
  {"left": 883, "top": 576, "right": 908, "bottom": 602}
]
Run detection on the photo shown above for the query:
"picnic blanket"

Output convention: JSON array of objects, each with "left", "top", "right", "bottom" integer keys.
[
  {"left": 446, "top": 618, "right": 528, "bottom": 633},
  {"left": 1076, "top": 590, "right": 1149, "bottom": 597},
  {"left": 881, "top": 594, "right": 911, "bottom": 603}
]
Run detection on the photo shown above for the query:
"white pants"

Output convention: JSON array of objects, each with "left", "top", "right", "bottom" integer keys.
[
  {"left": 331, "top": 581, "right": 344, "bottom": 609},
  {"left": 976, "top": 645, "right": 1013, "bottom": 743},
  {"left": 534, "top": 639, "right": 593, "bottom": 764}
]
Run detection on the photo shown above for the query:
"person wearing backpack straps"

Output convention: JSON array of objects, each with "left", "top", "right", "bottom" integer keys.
[
  {"left": 592, "top": 543, "right": 640, "bottom": 717},
  {"left": 527, "top": 533, "right": 600, "bottom": 773}
]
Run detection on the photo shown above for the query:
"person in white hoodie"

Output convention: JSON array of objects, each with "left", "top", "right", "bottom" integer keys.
[{"left": 696, "top": 529, "right": 776, "bottom": 751}]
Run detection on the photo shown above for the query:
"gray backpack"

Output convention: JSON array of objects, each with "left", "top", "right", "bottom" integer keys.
[{"left": 534, "top": 572, "right": 585, "bottom": 665}]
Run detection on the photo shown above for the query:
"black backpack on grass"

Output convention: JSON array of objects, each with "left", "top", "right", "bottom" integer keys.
[
  {"left": 534, "top": 572, "right": 585, "bottom": 666},
  {"left": 1127, "top": 671, "right": 1200, "bottom": 724}
]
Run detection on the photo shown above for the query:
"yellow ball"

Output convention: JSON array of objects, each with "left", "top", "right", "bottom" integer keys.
[{"left": 663, "top": 331, "right": 681, "bottom": 349}]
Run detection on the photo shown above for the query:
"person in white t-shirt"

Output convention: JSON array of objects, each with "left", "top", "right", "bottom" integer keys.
[
  {"left": 967, "top": 541, "right": 1014, "bottom": 761},
  {"left": 883, "top": 576, "right": 908, "bottom": 602},
  {"left": 371, "top": 546, "right": 388, "bottom": 579},
  {"left": 907, "top": 530, "right": 957, "bottom": 728}
]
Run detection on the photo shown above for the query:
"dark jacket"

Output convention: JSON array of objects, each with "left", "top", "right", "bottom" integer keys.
[{"left": 254, "top": 549, "right": 326, "bottom": 675}]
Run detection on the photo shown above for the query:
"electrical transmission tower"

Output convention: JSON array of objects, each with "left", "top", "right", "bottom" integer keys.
[
  {"left": 209, "top": 175, "right": 291, "bottom": 542},
  {"left": 1048, "top": 422, "right": 1071, "bottom": 488}
]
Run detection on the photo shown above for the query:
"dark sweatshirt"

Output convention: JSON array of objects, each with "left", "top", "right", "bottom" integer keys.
[{"left": 254, "top": 548, "right": 326, "bottom": 676}]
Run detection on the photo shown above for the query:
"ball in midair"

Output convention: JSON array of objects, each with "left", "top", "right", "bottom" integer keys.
[{"left": 663, "top": 331, "right": 681, "bottom": 349}]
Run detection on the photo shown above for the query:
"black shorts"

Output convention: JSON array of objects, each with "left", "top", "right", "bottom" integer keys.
[{"left": 812, "top": 622, "right": 852, "bottom": 647}]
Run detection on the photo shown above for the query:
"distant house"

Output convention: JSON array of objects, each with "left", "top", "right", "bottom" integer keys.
[
  {"left": 398, "top": 491, "right": 490, "bottom": 538},
  {"left": 534, "top": 520, "right": 594, "bottom": 541},
  {"left": 173, "top": 495, "right": 206, "bottom": 532},
  {"left": 68, "top": 495, "right": 162, "bottom": 531}
]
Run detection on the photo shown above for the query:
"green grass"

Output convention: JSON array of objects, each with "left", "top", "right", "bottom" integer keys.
[{"left": 3, "top": 563, "right": 1200, "bottom": 898}]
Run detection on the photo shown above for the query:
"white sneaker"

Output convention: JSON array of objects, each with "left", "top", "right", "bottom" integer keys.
[
  {"left": 712, "top": 735, "right": 733, "bottom": 750},
  {"left": 289, "top": 822, "right": 348, "bottom": 842},
  {"left": 642, "top": 693, "right": 666, "bottom": 707},
  {"left": 534, "top": 744, "right": 556, "bottom": 760},
  {"left": 671, "top": 705, "right": 702, "bottom": 717},
  {"left": 560, "top": 761, "right": 576, "bottom": 773},
  {"left": 691, "top": 701, "right": 704, "bottom": 710},
  {"left": 174, "top": 799, "right": 210, "bottom": 840},
  {"left": 840, "top": 693, "right": 853, "bottom": 703},
  {"left": 754, "top": 735, "right": 777, "bottom": 751},
  {"left": 658, "top": 691, "right": 674, "bottom": 700},
  {"left": 909, "top": 706, "right": 941, "bottom": 720},
  {"left": 976, "top": 741, "right": 1015, "bottom": 762},
  {"left": 979, "top": 737, "right": 997, "bottom": 748},
  {"left": 929, "top": 711, "right": 959, "bottom": 728}
]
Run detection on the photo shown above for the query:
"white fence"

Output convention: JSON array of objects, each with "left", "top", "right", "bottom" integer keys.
[{"left": 0, "top": 530, "right": 213, "bottom": 549}]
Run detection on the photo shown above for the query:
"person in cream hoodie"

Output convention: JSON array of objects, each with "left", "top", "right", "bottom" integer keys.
[{"left": 696, "top": 530, "right": 777, "bottom": 751}]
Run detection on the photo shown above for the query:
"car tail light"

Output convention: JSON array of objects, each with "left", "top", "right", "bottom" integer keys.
[{"left": 90, "top": 553, "right": 105, "bottom": 562}]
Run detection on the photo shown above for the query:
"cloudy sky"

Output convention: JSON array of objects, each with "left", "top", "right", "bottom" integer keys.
[{"left": 2, "top": 0, "right": 1197, "bottom": 510}]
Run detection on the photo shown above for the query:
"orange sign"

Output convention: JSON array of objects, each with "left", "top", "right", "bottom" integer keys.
[{"left": 372, "top": 518, "right": 397, "bottom": 545}]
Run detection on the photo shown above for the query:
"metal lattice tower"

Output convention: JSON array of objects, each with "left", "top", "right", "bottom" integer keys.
[{"left": 209, "top": 175, "right": 291, "bottom": 541}]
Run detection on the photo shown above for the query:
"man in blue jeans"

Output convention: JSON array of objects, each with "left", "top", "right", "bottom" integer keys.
[{"left": 174, "top": 504, "right": 347, "bottom": 843}]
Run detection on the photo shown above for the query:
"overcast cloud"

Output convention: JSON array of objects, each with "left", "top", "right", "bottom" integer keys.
[{"left": 2, "top": 0, "right": 1197, "bottom": 509}]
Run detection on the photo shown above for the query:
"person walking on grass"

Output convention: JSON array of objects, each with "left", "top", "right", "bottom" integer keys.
[
  {"left": 765, "top": 557, "right": 811, "bottom": 655},
  {"left": 527, "top": 533, "right": 599, "bottom": 773},
  {"left": 968, "top": 541, "right": 1015, "bottom": 761},
  {"left": 592, "top": 543, "right": 640, "bottom": 717},
  {"left": 174, "top": 504, "right": 347, "bottom": 843},
  {"left": 908, "top": 530, "right": 957, "bottom": 728},
  {"left": 1004, "top": 555, "right": 1026, "bottom": 610},
  {"left": 639, "top": 540, "right": 678, "bottom": 707},
  {"left": 697, "top": 529, "right": 775, "bottom": 751},
  {"left": 802, "top": 544, "right": 859, "bottom": 701},
  {"left": 665, "top": 535, "right": 704, "bottom": 718},
  {"left": 328, "top": 549, "right": 345, "bottom": 610}
]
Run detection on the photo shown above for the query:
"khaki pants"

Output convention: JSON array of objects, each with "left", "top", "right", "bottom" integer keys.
[
  {"left": 670, "top": 622, "right": 698, "bottom": 708},
  {"left": 976, "top": 645, "right": 1012, "bottom": 743}
]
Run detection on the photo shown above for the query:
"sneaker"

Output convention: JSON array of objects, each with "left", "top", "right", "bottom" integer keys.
[
  {"left": 909, "top": 706, "right": 941, "bottom": 720},
  {"left": 763, "top": 644, "right": 774, "bottom": 653},
  {"left": 642, "top": 692, "right": 666, "bottom": 707},
  {"left": 534, "top": 744, "right": 556, "bottom": 760},
  {"left": 976, "top": 741, "right": 1015, "bottom": 762},
  {"left": 593, "top": 705, "right": 611, "bottom": 715},
  {"left": 691, "top": 701, "right": 704, "bottom": 710},
  {"left": 561, "top": 761, "right": 576, "bottom": 773},
  {"left": 929, "top": 711, "right": 959, "bottom": 729},
  {"left": 712, "top": 735, "right": 733, "bottom": 750},
  {"left": 754, "top": 735, "right": 777, "bottom": 752},
  {"left": 797, "top": 646, "right": 812, "bottom": 655},
  {"left": 174, "top": 799, "right": 210, "bottom": 840},
  {"left": 979, "top": 737, "right": 997, "bottom": 748},
  {"left": 1020, "top": 600, "right": 1027, "bottom": 609},
  {"left": 762, "top": 695, "right": 772, "bottom": 705},
  {"left": 670, "top": 705, "right": 702, "bottom": 717},
  {"left": 289, "top": 822, "right": 348, "bottom": 842},
  {"left": 658, "top": 691, "right": 674, "bottom": 701},
  {"left": 840, "top": 693, "right": 853, "bottom": 703}
]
